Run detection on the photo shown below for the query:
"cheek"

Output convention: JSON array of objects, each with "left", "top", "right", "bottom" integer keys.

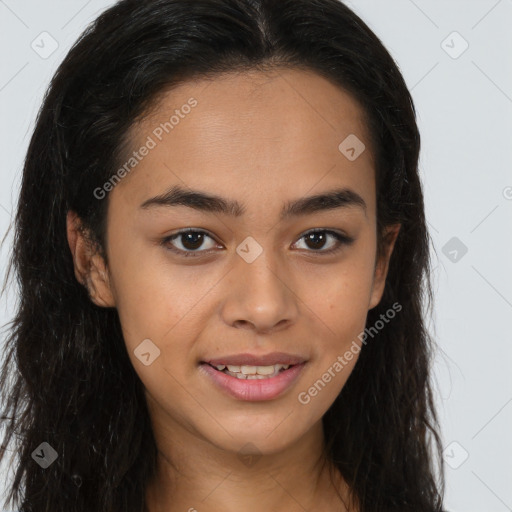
[
  {"left": 305, "top": 251, "right": 376, "bottom": 339},
  {"left": 295, "top": 283, "right": 367, "bottom": 417},
  {"left": 108, "top": 236, "right": 216, "bottom": 349},
  {"left": 296, "top": 248, "right": 375, "bottom": 399},
  {"left": 110, "top": 253, "right": 210, "bottom": 420}
]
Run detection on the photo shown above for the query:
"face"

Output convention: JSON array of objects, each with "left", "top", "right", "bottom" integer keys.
[{"left": 68, "top": 68, "right": 399, "bottom": 457}]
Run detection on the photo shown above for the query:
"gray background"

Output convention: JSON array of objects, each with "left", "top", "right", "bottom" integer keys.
[{"left": 1, "top": 1, "right": 511, "bottom": 511}]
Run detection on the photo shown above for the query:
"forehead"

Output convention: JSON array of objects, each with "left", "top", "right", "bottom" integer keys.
[{"left": 112, "top": 67, "right": 376, "bottom": 218}]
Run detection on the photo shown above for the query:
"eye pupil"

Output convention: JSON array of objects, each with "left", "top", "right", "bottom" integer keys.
[
  {"left": 182, "top": 232, "right": 204, "bottom": 250},
  {"left": 305, "top": 232, "right": 327, "bottom": 250}
]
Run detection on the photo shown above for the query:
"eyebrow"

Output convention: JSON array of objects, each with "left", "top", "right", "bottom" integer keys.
[{"left": 140, "top": 184, "right": 367, "bottom": 219}]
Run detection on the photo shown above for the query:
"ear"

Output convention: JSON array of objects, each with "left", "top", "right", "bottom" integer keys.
[
  {"left": 66, "top": 210, "right": 116, "bottom": 308},
  {"left": 368, "top": 224, "right": 401, "bottom": 310}
]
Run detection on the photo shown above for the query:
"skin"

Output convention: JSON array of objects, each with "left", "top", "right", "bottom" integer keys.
[{"left": 67, "top": 68, "right": 400, "bottom": 512}]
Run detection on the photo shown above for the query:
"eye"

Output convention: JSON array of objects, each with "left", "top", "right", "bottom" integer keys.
[
  {"left": 293, "top": 229, "right": 354, "bottom": 255},
  {"left": 162, "top": 229, "right": 220, "bottom": 257},
  {"left": 162, "top": 228, "right": 354, "bottom": 258}
]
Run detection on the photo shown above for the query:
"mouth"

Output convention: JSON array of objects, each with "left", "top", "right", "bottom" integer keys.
[
  {"left": 202, "top": 362, "right": 296, "bottom": 380},
  {"left": 198, "top": 357, "right": 307, "bottom": 401}
]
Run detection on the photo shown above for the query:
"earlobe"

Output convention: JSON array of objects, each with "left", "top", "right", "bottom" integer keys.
[
  {"left": 368, "top": 224, "right": 401, "bottom": 310},
  {"left": 87, "top": 254, "right": 116, "bottom": 307},
  {"left": 66, "top": 210, "right": 116, "bottom": 308}
]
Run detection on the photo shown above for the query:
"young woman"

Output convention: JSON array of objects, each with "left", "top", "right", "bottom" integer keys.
[{"left": 0, "top": 0, "right": 445, "bottom": 510}]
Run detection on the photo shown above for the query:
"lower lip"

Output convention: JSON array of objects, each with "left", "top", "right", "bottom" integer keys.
[{"left": 199, "top": 363, "right": 306, "bottom": 401}]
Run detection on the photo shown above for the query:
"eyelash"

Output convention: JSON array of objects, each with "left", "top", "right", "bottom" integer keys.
[{"left": 161, "top": 228, "right": 354, "bottom": 258}]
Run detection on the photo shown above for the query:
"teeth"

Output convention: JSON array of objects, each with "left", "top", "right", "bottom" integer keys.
[
  {"left": 216, "top": 363, "right": 291, "bottom": 379},
  {"left": 255, "top": 365, "right": 277, "bottom": 375}
]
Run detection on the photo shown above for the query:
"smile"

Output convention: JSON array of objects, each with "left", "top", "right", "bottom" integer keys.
[
  {"left": 212, "top": 363, "right": 290, "bottom": 379},
  {"left": 199, "top": 361, "right": 306, "bottom": 401}
]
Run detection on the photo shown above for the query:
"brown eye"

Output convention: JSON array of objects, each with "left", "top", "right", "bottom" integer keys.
[
  {"left": 162, "top": 229, "right": 219, "bottom": 257},
  {"left": 293, "top": 229, "right": 354, "bottom": 254},
  {"left": 162, "top": 228, "right": 354, "bottom": 259}
]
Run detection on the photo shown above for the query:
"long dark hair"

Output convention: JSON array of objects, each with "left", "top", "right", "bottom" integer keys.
[{"left": 0, "top": 0, "right": 445, "bottom": 510}]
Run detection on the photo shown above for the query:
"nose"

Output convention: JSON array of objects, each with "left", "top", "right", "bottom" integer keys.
[{"left": 220, "top": 248, "right": 299, "bottom": 335}]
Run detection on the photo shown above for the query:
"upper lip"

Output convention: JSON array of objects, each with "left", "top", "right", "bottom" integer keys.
[{"left": 202, "top": 352, "right": 307, "bottom": 367}]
